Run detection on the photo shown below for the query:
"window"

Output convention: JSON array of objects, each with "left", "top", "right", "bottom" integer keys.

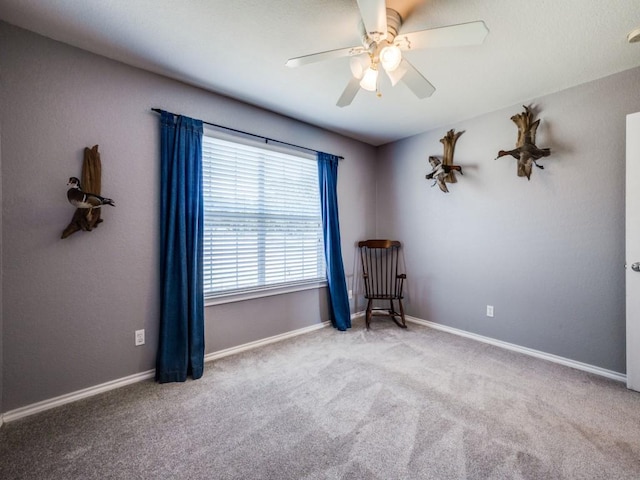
[{"left": 202, "top": 133, "right": 326, "bottom": 301}]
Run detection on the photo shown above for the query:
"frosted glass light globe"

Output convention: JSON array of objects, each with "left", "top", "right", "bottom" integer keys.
[
  {"left": 379, "top": 45, "right": 402, "bottom": 72},
  {"left": 359, "top": 66, "right": 379, "bottom": 91}
]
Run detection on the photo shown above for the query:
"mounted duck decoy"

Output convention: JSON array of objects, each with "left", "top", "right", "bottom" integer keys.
[
  {"left": 426, "top": 129, "right": 464, "bottom": 193},
  {"left": 61, "top": 145, "right": 113, "bottom": 239},
  {"left": 496, "top": 105, "right": 551, "bottom": 180},
  {"left": 426, "top": 156, "right": 463, "bottom": 193},
  {"left": 67, "top": 177, "right": 115, "bottom": 209}
]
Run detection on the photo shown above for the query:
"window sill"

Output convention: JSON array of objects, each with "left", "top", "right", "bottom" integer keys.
[{"left": 205, "top": 280, "right": 328, "bottom": 306}]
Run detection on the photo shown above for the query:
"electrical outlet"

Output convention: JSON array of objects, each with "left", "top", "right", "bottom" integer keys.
[
  {"left": 486, "top": 305, "right": 494, "bottom": 318},
  {"left": 348, "top": 289, "right": 353, "bottom": 300},
  {"left": 135, "top": 329, "right": 145, "bottom": 346}
]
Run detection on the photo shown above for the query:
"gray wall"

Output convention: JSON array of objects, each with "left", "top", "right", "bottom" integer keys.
[
  {"left": 2, "top": 18, "right": 638, "bottom": 414},
  {"left": 0, "top": 22, "right": 377, "bottom": 412},
  {"left": 376, "top": 66, "right": 640, "bottom": 373}
]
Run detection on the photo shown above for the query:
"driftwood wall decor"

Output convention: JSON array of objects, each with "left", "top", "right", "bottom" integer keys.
[
  {"left": 426, "top": 129, "right": 464, "bottom": 193},
  {"left": 62, "top": 145, "right": 114, "bottom": 239},
  {"left": 496, "top": 105, "right": 551, "bottom": 180}
]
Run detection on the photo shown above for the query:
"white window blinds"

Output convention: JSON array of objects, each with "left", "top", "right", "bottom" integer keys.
[{"left": 202, "top": 135, "right": 326, "bottom": 298}]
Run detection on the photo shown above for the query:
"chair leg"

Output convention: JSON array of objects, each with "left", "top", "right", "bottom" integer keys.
[
  {"left": 398, "top": 298, "right": 407, "bottom": 328},
  {"left": 365, "top": 299, "right": 373, "bottom": 329},
  {"left": 388, "top": 298, "right": 407, "bottom": 329}
]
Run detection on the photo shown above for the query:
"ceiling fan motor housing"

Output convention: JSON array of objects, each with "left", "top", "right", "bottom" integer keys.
[
  {"left": 385, "top": 8, "right": 402, "bottom": 42},
  {"left": 361, "top": 8, "right": 402, "bottom": 50}
]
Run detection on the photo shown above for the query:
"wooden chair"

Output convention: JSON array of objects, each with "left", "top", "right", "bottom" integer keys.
[{"left": 357, "top": 240, "right": 407, "bottom": 329}]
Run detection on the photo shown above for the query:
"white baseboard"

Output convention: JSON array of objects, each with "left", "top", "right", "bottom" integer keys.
[
  {"left": 2, "top": 369, "right": 156, "bottom": 424},
  {"left": 204, "top": 320, "right": 331, "bottom": 362},
  {"left": 2, "top": 319, "right": 335, "bottom": 425},
  {"left": 406, "top": 316, "right": 627, "bottom": 383},
  {"left": 3, "top": 312, "right": 624, "bottom": 425}
]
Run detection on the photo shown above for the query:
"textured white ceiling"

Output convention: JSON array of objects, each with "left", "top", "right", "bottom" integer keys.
[{"left": 1, "top": 0, "right": 639, "bottom": 145}]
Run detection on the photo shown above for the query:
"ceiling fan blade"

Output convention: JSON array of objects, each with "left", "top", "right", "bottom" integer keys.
[
  {"left": 286, "top": 46, "right": 365, "bottom": 68},
  {"left": 356, "top": 0, "right": 387, "bottom": 40},
  {"left": 336, "top": 77, "right": 361, "bottom": 108},
  {"left": 399, "top": 59, "right": 435, "bottom": 99},
  {"left": 401, "top": 21, "right": 489, "bottom": 50}
]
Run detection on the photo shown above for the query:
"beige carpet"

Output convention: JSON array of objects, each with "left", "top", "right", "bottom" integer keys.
[{"left": 2, "top": 317, "right": 640, "bottom": 479}]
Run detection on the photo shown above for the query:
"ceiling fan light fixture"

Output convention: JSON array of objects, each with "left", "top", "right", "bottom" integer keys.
[
  {"left": 349, "top": 56, "right": 368, "bottom": 79},
  {"left": 380, "top": 44, "right": 402, "bottom": 72},
  {"left": 359, "top": 65, "right": 379, "bottom": 91},
  {"left": 386, "top": 61, "right": 408, "bottom": 86}
]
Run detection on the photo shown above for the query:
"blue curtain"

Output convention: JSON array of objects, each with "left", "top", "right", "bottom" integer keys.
[
  {"left": 317, "top": 152, "right": 351, "bottom": 331},
  {"left": 156, "top": 111, "right": 205, "bottom": 383}
]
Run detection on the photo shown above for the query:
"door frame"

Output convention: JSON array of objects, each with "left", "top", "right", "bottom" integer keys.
[{"left": 626, "top": 111, "right": 640, "bottom": 391}]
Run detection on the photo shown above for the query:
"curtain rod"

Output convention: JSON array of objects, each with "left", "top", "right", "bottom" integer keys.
[{"left": 151, "top": 108, "right": 343, "bottom": 160}]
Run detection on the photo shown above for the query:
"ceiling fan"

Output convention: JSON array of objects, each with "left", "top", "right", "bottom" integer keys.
[{"left": 285, "top": 0, "right": 489, "bottom": 107}]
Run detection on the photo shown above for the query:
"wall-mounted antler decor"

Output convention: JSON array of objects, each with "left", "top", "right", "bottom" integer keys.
[
  {"left": 426, "top": 129, "right": 464, "bottom": 193},
  {"left": 496, "top": 105, "right": 551, "bottom": 180},
  {"left": 61, "top": 145, "right": 115, "bottom": 239}
]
